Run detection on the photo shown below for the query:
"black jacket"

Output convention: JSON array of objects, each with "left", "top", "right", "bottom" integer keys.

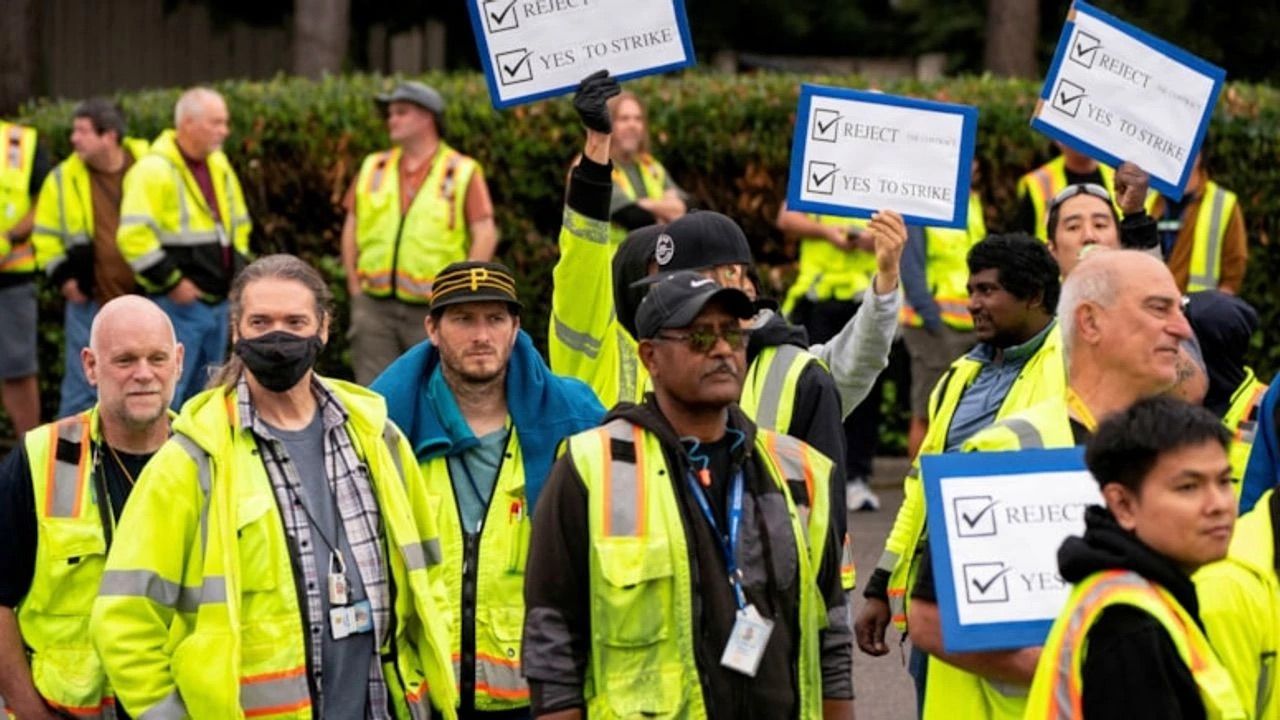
[
  {"left": 522, "top": 398, "right": 853, "bottom": 718},
  {"left": 1057, "top": 506, "right": 1206, "bottom": 720}
]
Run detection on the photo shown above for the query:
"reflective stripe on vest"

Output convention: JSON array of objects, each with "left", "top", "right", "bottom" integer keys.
[
  {"left": 0, "top": 123, "right": 38, "bottom": 274},
  {"left": 609, "top": 155, "right": 667, "bottom": 244},
  {"left": 1224, "top": 371, "right": 1266, "bottom": 490},
  {"left": 1187, "top": 182, "right": 1237, "bottom": 292},
  {"left": 599, "top": 421, "right": 648, "bottom": 537},
  {"left": 739, "top": 344, "right": 813, "bottom": 434}
]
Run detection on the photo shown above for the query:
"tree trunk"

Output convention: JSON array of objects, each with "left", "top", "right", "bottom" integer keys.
[
  {"left": 293, "top": 0, "right": 351, "bottom": 79},
  {"left": 983, "top": 0, "right": 1039, "bottom": 78},
  {"left": 0, "top": 0, "right": 41, "bottom": 114}
]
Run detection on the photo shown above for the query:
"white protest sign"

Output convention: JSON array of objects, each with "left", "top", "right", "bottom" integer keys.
[
  {"left": 922, "top": 449, "right": 1104, "bottom": 652},
  {"left": 1032, "top": 1, "right": 1225, "bottom": 199},
  {"left": 786, "top": 84, "right": 978, "bottom": 229},
  {"left": 467, "top": 0, "right": 695, "bottom": 108}
]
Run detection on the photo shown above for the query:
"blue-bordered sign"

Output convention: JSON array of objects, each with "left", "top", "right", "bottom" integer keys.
[
  {"left": 786, "top": 84, "right": 978, "bottom": 229},
  {"left": 921, "top": 447, "right": 1102, "bottom": 652},
  {"left": 467, "top": 0, "right": 695, "bottom": 109},
  {"left": 1033, "top": 1, "right": 1225, "bottom": 199}
]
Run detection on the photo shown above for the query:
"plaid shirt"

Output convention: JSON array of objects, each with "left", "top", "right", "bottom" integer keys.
[{"left": 239, "top": 377, "right": 391, "bottom": 719}]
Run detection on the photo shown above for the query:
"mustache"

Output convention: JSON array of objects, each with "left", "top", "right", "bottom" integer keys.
[{"left": 702, "top": 360, "right": 739, "bottom": 378}]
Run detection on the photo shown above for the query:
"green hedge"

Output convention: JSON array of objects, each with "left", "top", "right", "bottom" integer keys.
[{"left": 13, "top": 72, "right": 1280, "bottom": 445}]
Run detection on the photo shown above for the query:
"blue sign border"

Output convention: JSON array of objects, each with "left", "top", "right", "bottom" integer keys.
[
  {"left": 1033, "top": 0, "right": 1225, "bottom": 200},
  {"left": 921, "top": 446, "right": 1088, "bottom": 653},
  {"left": 467, "top": 0, "right": 697, "bottom": 110},
  {"left": 785, "top": 83, "right": 978, "bottom": 230}
]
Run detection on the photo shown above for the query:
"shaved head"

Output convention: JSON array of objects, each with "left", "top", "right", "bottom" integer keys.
[
  {"left": 85, "top": 296, "right": 183, "bottom": 430},
  {"left": 90, "top": 295, "right": 177, "bottom": 353}
]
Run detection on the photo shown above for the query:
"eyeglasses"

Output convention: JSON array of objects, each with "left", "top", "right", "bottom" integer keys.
[
  {"left": 653, "top": 326, "right": 750, "bottom": 353},
  {"left": 1048, "top": 183, "right": 1111, "bottom": 211}
]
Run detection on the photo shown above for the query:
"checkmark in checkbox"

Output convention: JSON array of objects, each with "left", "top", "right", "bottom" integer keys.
[
  {"left": 953, "top": 495, "right": 999, "bottom": 537},
  {"left": 485, "top": 0, "right": 519, "bottom": 33},
  {"left": 495, "top": 48, "right": 534, "bottom": 86},
  {"left": 1069, "top": 30, "right": 1102, "bottom": 70},
  {"left": 1051, "top": 78, "right": 1087, "bottom": 118},
  {"left": 963, "top": 562, "right": 1012, "bottom": 604},
  {"left": 806, "top": 161, "right": 838, "bottom": 195},
  {"left": 811, "top": 108, "right": 842, "bottom": 143}
]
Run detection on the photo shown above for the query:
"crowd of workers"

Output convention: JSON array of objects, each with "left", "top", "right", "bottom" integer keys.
[{"left": 0, "top": 64, "right": 1272, "bottom": 720}]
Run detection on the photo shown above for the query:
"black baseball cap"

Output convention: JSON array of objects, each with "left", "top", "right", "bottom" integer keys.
[
  {"left": 652, "top": 211, "right": 753, "bottom": 272},
  {"left": 429, "top": 261, "right": 522, "bottom": 312},
  {"left": 635, "top": 271, "right": 755, "bottom": 339}
]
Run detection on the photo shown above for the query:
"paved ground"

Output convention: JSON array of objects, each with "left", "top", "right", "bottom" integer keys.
[{"left": 849, "top": 458, "right": 918, "bottom": 720}]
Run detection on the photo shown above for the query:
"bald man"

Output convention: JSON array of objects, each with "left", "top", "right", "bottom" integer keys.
[{"left": 0, "top": 295, "right": 181, "bottom": 719}]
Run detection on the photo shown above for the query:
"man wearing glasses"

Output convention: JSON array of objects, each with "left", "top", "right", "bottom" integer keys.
[{"left": 523, "top": 270, "right": 855, "bottom": 720}]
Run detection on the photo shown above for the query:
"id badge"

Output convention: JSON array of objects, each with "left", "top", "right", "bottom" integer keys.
[
  {"left": 328, "top": 572, "right": 350, "bottom": 606},
  {"left": 330, "top": 600, "right": 374, "bottom": 640},
  {"left": 720, "top": 604, "right": 774, "bottom": 677}
]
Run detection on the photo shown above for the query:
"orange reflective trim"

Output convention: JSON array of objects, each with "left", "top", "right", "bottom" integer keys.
[
  {"left": 406, "top": 679, "right": 430, "bottom": 702},
  {"left": 241, "top": 666, "right": 307, "bottom": 684},
  {"left": 631, "top": 424, "right": 647, "bottom": 536},
  {"left": 366, "top": 150, "right": 396, "bottom": 195},
  {"left": 45, "top": 696, "right": 115, "bottom": 717},
  {"left": 599, "top": 428, "right": 614, "bottom": 537},
  {"left": 474, "top": 682, "right": 530, "bottom": 701},
  {"left": 475, "top": 650, "right": 520, "bottom": 667},
  {"left": 887, "top": 588, "right": 906, "bottom": 597},
  {"left": 1236, "top": 386, "right": 1267, "bottom": 442},
  {"left": 244, "top": 700, "right": 312, "bottom": 718}
]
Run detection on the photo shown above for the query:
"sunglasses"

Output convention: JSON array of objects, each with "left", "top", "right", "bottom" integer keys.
[
  {"left": 653, "top": 325, "right": 751, "bottom": 353},
  {"left": 1048, "top": 183, "right": 1111, "bottom": 212}
]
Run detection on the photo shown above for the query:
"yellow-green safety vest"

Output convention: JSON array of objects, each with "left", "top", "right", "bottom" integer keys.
[
  {"left": 33, "top": 138, "right": 150, "bottom": 279},
  {"left": 89, "top": 380, "right": 459, "bottom": 719},
  {"left": 1025, "top": 569, "right": 1246, "bottom": 719},
  {"left": 1016, "top": 156, "right": 1117, "bottom": 241},
  {"left": 1195, "top": 488, "right": 1280, "bottom": 720},
  {"left": 1225, "top": 368, "right": 1267, "bottom": 493},
  {"left": 901, "top": 192, "right": 987, "bottom": 331},
  {"left": 566, "top": 418, "right": 831, "bottom": 719},
  {"left": 1186, "top": 181, "right": 1240, "bottom": 293},
  {"left": 0, "top": 121, "right": 39, "bottom": 274},
  {"left": 353, "top": 143, "right": 478, "bottom": 303},
  {"left": 609, "top": 153, "right": 668, "bottom": 245},
  {"left": 782, "top": 215, "right": 876, "bottom": 314},
  {"left": 881, "top": 323, "right": 1065, "bottom": 631},
  {"left": 424, "top": 428, "right": 531, "bottom": 710}
]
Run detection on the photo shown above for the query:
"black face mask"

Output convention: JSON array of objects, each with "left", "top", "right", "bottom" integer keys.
[{"left": 234, "top": 331, "right": 324, "bottom": 393}]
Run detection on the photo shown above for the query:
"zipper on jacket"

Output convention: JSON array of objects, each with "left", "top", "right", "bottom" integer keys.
[{"left": 389, "top": 214, "right": 408, "bottom": 299}]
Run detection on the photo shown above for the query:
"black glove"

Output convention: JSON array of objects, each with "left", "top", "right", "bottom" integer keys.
[{"left": 573, "top": 69, "right": 621, "bottom": 133}]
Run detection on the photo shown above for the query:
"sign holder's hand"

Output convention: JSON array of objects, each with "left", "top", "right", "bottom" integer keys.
[
  {"left": 1114, "top": 161, "right": 1151, "bottom": 216},
  {"left": 574, "top": 69, "right": 621, "bottom": 165},
  {"left": 868, "top": 209, "right": 906, "bottom": 294}
]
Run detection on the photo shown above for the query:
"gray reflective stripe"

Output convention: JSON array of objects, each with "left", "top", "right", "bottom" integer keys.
[
  {"left": 402, "top": 539, "right": 443, "bottom": 571},
  {"left": 64, "top": 231, "right": 91, "bottom": 248},
  {"left": 222, "top": 174, "right": 236, "bottom": 247},
  {"left": 44, "top": 255, "right": 66, "bottom": 277},
  {"left": 768, "top": 433, "right": 810, "bottom": 482},
  {"left": 127, "top": 248, "right": 166, "bottom": 272},
  {"left": 170, "top": 165, "right": 190, "bottom": 233},
  {"left": 49, "top": 419, "right": 88, "bottom": 517},
  {"left": 752, "top": 345, "right": 805, "bottom": 431},
  {"left": 603, "top": 420, "right": 641, "bottom": 536},
  {"left": 54, "top": 166, "right": 69, "bottom": 239},
  {"left": 407, "top": 690, "right": 431, "bottom": 720},
  {"left": 562, "top": 206, "right": 609, "bottom": 245},
  {"left": 1259, "top": 653, "right": 1275, "bottom": 718},
  {"left": 906, "top": 466, "right": 920, "bottom": 480},
  {"left": 382, "top": 423, "right": 405, "bottom": 487},
  {"left": 33, "top": 224, "right": 67, "bottom": 239},
  {"left": 171, "top": 432, "right": 212, "bottom": 555},
  {"left": 875, "top": 549, "right": 900, "bottom": 574},
  {"left": 138, "top": 688, "right": 186, "bottom": 719},
  {"left": 999, "top": 418, "right": 1044, "bottom": 449},
  {"left": 554, "top": 317, "right": 602, "bottom": 358},
  {"left": 240, "top": 668, "right": 310, "bottom": 714},
  {"left": 1199, "top": 186, "right": 1228, "bottom": 288},
  {"left": 99, "top": 570, "right": 222, "bottom": 612},
  {"left": 1050, "top": 571, "right": 1144, "bottom": 714},
  {"left": 120, "top": 214, "right": 163, "bottom": 233},
  {"left": 476, "top": 655, "right": 528, "bottom": 698},
  {"left": 156, "top": 230, "right": 220, "bottom": 246}
]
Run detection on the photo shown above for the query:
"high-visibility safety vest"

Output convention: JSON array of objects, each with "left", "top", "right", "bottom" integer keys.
[
  {"left": 900, "top": 192, "right": 987, "bottom": 331},
  {"left": 565, "top": 418, "right": 832, "bottom": 719},
  {"left": 353, "top": 143, "right": 478, "bottom": 303},
  {"left": 33, "top": 138, "right": 150, "bottom": 280},
  {"left": 424, "top": 428, "right": 531, "bottom": 710},
  {"left": 1195, "top": 488, "right": 1280, "bottom": 720},
  {"left": 0, "top": 121, "right": 39, "bottom": 274},
  {"left": 89, "top": 379, "right": 459, "bottom": 720},
  {"left": 880, "top": 323, "right": 1064, "bottom": 631},
  {"left": 1225, "top": 368, "right": 1268, "bottom": 493},
  {"left": 1026, "top": 569, "right": 1247, "bottom": 720},
  {"left": 609, "top": 153, "right": 668, "bottom": 245},
  {"left": 1186, "top": 181, "right": 1240, "bottom": 293},
  {"left": 1016, "top": 156, "right": 1117, "bottom": 241},
  {"left": 117, "top": 129, "right": 251, "bottom": 296},
  {"left": 782, "top": 215, "right": 877, "bottom": 315}
]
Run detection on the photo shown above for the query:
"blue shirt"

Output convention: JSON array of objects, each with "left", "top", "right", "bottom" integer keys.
[
  {"left": 447, "top": 425, "right": 510, "bottom": 533},
  {"left": 944, "top": 321, "right": 1056, "bottom": 450}
]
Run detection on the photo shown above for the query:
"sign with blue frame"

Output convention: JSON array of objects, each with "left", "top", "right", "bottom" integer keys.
[
  {"left": 786, "top": 84, "right": 978, "bottom": 229},
  {"left": 1033, "top": 1, "right": 1225, "bottom": 200},
  {"left": 922, "top": 448, "right": 1103, "bottom": 653},
  {"left": 466, "top": 0, "right": 695, "bottom": 109}
]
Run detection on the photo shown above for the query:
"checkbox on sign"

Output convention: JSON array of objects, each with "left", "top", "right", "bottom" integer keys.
[
  {"left": 1069, "top": 30, "right": 1102, "bottom": 69},
  {"left": 806, "top": 161, "right": 838, "bottom": 195},
  {"left": 1051, "top": 78, "right": 1087, "bottom": 118},
  {"left": 495, "top": 48, "right": 534, "bottom": 86},
  {"left": 485, "top": 0, "right": 519, "bottom": 33},
  {"left": 963, "top": 562, "right": 1012, "bottom": 604},
  {"left": 811, "top": 108, "right": 841, "bottom": 143},
  {"left": 953, "top": 495, "right": 999, "bottom": 538}
]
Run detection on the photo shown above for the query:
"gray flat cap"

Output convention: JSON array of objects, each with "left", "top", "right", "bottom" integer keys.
[{"left": 375, "top": 81, "right": 445, "bottom": 115}]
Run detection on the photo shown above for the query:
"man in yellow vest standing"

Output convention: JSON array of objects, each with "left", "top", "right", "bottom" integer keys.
[
  {"left": 524, "top": 270, "right": 854, "bottom": 719},
  {"left": 605, "top": 91, "right": 687, "bottom": 244},
  {"left": 91, "top": 255, "right": 458, "bottom": 719},
  {"left": 1014, "top": 143, "right": 1119, "bottom": 241},
  {"left": 342, "top": 82, "right": 499, "bottom": 385},
  {"left": 117, "top": 86, "right": 252, "bottom": 407},
  {"left": 370, "top": 260, "right": 603, "bottom": 719},
  {"left": 0, "top": 295, "right": 181, "bottom": 719},
  {"left": 1025, "top": 396, "right": 1244, "bottom": 719},
  {"left": 34, "top": 99, "right": 149, "bottom": 418},
  {"left": 0, "top": 118, "right": 51, "bottom": 436},
  {"left": 1151, "top": 151, "right": 1248, "bottom": 294}
]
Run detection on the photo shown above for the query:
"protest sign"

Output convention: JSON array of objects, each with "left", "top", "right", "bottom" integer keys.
[
  {"left": 467, "top": 0, "right": 695, "bottom": 108},
  {"left": 1032, "top": 1, "right": 1225, "bottom": 199},
  {"left": 922, "top": 448, "right": 1104, "bottom": 652},
  {"left": 786, "top": 84, "right": 978, "bottom": 228}
]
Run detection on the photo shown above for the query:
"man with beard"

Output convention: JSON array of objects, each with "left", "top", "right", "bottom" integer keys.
[{"left": 92, "top": 254, "right": 458, "bottom": 719}]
